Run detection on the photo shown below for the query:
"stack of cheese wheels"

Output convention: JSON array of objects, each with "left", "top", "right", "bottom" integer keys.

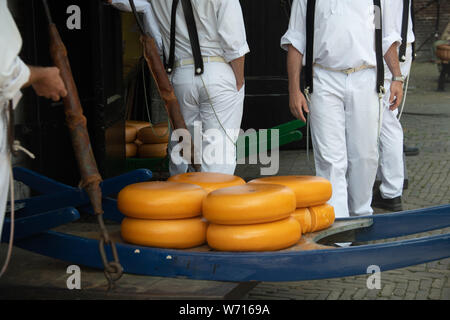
[
  {"left": 125, "top": 125, "right": 138, "bottom": 158},
  {"left": 168, "top": 172, "right": 246, "bottom": 193},
  {"left": 203, "top": 184, "right": 301, "bottom": 251},
  {"left": 125, "top": 121, "right": 151, "bottom": 158},
  {"left": 249, "top": 176, "right": 335, "bottom": 234},
  {"left": 118, "top": 181, "right": 208, "bottom": 249},
  {"left": 137, "top": 122, "right": 170, "bottom": 159}
]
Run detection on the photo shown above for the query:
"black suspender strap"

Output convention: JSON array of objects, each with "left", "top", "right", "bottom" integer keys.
[
  {"left": 399, "top": 0, "right": 410, "bottom": 62},
  {"left": 166, "top": 0, "right": 180, "bottom": 74},
  {"left": 166, "top": 0, "right": 204, "bottom": 76},
  {"left": 373, "top": 0, "right": 385, "bottom": 94},
  {"left": 181, "top": 0, "right": 204, "bottom": 75},
  {"left": 304, "top": 0, "right": 316, "bottom": 94},
  {"left": 411, "top": 0, "right": 416, "bottom": 61}
]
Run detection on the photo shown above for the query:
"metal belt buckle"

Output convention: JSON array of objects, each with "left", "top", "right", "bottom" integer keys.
[{"left": 342, "top": 67, "right": 355, "bottom": 75}]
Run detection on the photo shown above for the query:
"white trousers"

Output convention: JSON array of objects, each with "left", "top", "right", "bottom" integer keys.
[
  {"left": 378, "top": 45, "right": 413, "bottom": 199},
  {"left": 168, "top": 61, "right": 244, "bottom": 176},
  {"left": 0, "top": 105, "right": 10, "bottom": 242},
  {"left": 310, "top": 67, "right": 379, "bottom": 218}
]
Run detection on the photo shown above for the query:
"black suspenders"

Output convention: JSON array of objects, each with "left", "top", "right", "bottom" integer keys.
[
  {"left": 304, "top": 0, "right": 316, "bottom": 94},
  {"left": 166, "top": 0, "right": 204, "bottom": 76},
  {"left": 399, "top": 0, "right": 410, "bottom": 62},
  {"left": 303, "top": 0, "right": 385, "bottom": 94},
  {"left": 373, "top": 0, "right": 385, "bottom": 94},
  {"left": 411, "top": 0, "right": 416, "bottom": 61}
]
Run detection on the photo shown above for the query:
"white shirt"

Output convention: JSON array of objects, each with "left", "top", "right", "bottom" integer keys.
[
  {"left": 111, "top": 0, "right": 249, "bottom": 62},
  {"left": 117, "top": 0, "right": 250, "bottom": 63},
  {"left": 0, "top": 1, "right": 30, "bottom": 107},
  {"left": 281, "top": 0, "right": 402, "bottom": 70},
  {"left": 387, "top": 0, "right": 415, "bottom": 45}
]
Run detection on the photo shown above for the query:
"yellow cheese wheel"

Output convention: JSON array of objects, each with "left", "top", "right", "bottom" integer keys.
[
  {"left": 126, "top": 120, "right": 151, "bottom": 132},
  {"left": 138, "top": 143, "right": 168, "bottom": 158},
  {"left": 117, "top": 181, "right": 207, "bottom": 219},
  {"left": 126, "top": 143, "right": 137, "bottom": 158},
  {"left": 125, "top": 125, "right": 137, "bottom": 143},
  {"left": 168, "top": 172, "right": 246, "bottom": 193},
  {"left": 291, "top": 208, "right": 311, "bottom": 234},
  {"left": 309, "top": 204, "right": 335, "bottom": 232},
  {"left": 121, "top": 217, "right": 207, "bottom": 249},
  {"left": 202, "top": 184, "right": 296, "bottom": 225},
  {"left": 134, "top": 138, "right": 144, "bottom": 147},
  {"left": 248, "top": 176, "right": 332, "bottom": 208},
  {"left": 137, "top": 122, "right": 170, "bottom": 144},
  {"left": 207, "top": 217, "right": 301, "bottom": 252}
]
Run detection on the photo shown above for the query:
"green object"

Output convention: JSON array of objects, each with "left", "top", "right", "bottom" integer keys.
[
  {"left": 236, "top": 120, "right": 305, "bottom": 160},
  {"left": 125, "top": 120, "right": 305, "bottom": 172}
]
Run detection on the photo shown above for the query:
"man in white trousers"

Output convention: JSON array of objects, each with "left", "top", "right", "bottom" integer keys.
[
  {"left": 373, "top": 0, "right": 415, "bottom": 212},
  {"left": 282, "top": 0, "right": 404, "bottom": 218},
  {"left": 0, "top": 2, "right": 67, "bottom": 240},
  {"left": 110, "top": 0, "right": 249, "bottom": 175}
]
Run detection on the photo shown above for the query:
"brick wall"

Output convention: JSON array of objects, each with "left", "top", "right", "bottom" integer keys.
[{"left": 413, "top": 0, "right": 450, "bottom": 60}]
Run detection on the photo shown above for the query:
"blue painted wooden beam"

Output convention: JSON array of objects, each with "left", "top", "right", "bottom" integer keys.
[
  {"left": 338, "top": 204, "right": 450, "bottom": 242},
  {"left": 13, "top": 230, "right": 450, "bottom": 282},
  {"left": 10, "top": 168, "right": 152, "bottom": 217},
  {"left": 1, "top": 207, "right": 80, "bottom": 242}
]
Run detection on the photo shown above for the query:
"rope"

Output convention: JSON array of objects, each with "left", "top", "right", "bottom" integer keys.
[
  {"left": 302, "top": 88, "right": 316, "bottom": 174},
  {"left": 377, "top": 88, "right": 386, "bottom": 148},
  {"left": 0, "top": 157, "right": 14, "bottom": 279},
  {"left": 303, "top": 88, "right": 312, "bottom": 163},
  {"left": 398, "top": 73, "right": 410, "bottom": 121},
  {"left": 0, "top": 125, "right": 35, "bottom": 279},
  {"left": 200, "top": 75, "right": 238, "bottom": 147},
  {"left": 141, "top": 58, "right": 171, "bottom": 138}
]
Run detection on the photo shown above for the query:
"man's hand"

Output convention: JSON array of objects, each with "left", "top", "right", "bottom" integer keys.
[
  {"left": 389, "top": 81, "right": 404, "bottom": 111},
  {"left": 26, "top": 66, "right": 67, "bottom": 101},
  {"left": 384, "top": 42, "right": 404, "bottom": 110},
  {"left": 230, "top": 56, "right": 245, "bottom": 92},
  {"left": 289, "top": 90, "right": 309, "bottom": 123}
]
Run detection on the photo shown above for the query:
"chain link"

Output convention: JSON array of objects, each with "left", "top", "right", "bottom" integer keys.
[{"left": 97, "top": 215, "right": 123, "bottom": 290}]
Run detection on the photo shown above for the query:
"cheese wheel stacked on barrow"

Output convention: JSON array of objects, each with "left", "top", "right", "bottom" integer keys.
[
  {"left": 203, "top": 183, "right": 302, "bottom": 252},
  {"left": 248, "top": 176, "right": 335, "bottom": 234},
  {"left": 170, "top": 172, "right": 302, "bottom": 251},
  {"left": 118, "top": 181, "right": 208, "bottom": 249},
  {"left": 137, "top": 122, "right": 169, "bottom": 159}
]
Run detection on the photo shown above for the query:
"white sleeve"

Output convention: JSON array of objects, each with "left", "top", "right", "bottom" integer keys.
[
  {"left": 215, "top": 0, "right": 250, "bottom": 63},
  {"left": 0, "top": 54, "right": 30, "bottom": 104},
  {"left": 110, "top": 0, "right": 163, "bottom": 53},
  {"left": 381, "top": 0, "right": 402, "bottom": 56},
  {"left": 280, "top": 0, "right": 307, "bottom": 54}
]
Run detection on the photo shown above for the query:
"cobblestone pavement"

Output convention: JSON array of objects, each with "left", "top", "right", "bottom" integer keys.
[{"left": 236, "top": 62, "right": 450, "bottom": 300}]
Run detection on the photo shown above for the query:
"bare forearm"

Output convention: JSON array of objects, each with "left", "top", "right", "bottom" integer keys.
[
  {"left": 287, "top": 45, "right": 309, "bottom": 122},
  {"left": 23, "top": 66, "right": 44, "bottom": 88},
  {"left": 384, "top": 43, "right": 402, "bottom": 77},
  {"left": 230, "top": 55, "right": 245, "bottom": 90},
  {"left": 287, "top": 45, "right": 303, "bottom": 94}
]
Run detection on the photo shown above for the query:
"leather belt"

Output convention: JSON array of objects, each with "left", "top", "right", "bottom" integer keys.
[
  {"left": 174, "top": 56, "right": 226, "bottom": 68},
  {"left": 313, "top": 63, "right": 376, "bottom": 75}
]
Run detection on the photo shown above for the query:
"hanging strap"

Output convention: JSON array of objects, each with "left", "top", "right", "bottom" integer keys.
[
  {"left": 166, "top": 0, "right": 180, "bottom": 73},
  {"left": 399, "top": 0, "right": 410, "bottom": 62},
  {"left": 166, "top": 0, "right": 204, "bottom": 76},
  {"left": 373, "top": 0, "right": 385, "bottom": 94},
  {"left": 181, "top": 0, "right": 204, "bottom": 75},
  {"left": 411, "top": 0, "right": 416, "bottom": 61},
  {"left": 304, "top": 0, "right": 316, "bottom": 94}
]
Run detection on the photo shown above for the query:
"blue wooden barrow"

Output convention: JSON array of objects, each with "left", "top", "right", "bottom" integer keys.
[{"left": 2, "top": 167, "right": 449, "bottom": 282}]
